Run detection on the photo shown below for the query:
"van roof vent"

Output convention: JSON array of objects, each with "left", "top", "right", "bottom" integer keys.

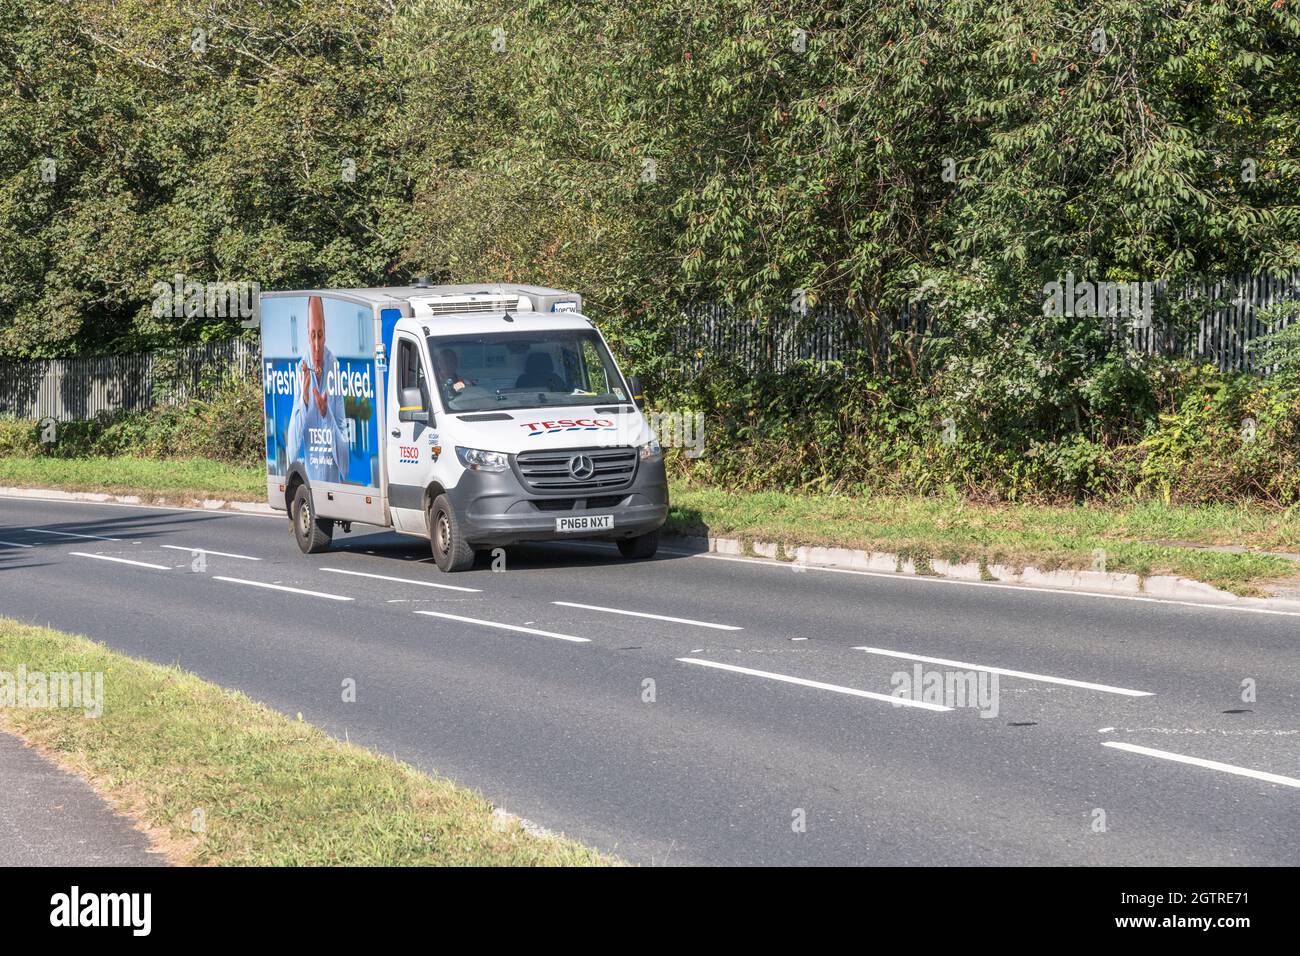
[{"left": 411, "top": 292, "right": 532, "bottom": 317}]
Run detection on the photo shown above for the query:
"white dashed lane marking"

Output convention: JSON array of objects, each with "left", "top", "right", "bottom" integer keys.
[
  {"left": 26, "top": 528, "right": 121, "bottom": 542},
  {"left": 854, "top": 646, "right": 1154, "bottom": 697},
  {"left": 677, "top": 657, "right": 952, "bottom": 711},
  {"left": 1104, "top": 742, "right": 1300, "bottom": 790},
  {"left": 69, "top": 552, "right": 169, "bottom": 571},
  {"left": 212, "top": 576, "right": 353, "bottom": 601},
  {"left": 552, "top": 601, "right": 741, "bottom": 631},
  {"left": 321, "top": 567, "right": 480, "bottom": 593},
  {"left": 416, "top": 610, "right": 589, "bottom": 643}
]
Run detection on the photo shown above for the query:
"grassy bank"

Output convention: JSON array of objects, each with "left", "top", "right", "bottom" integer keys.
[
  {"left": 667, "top": 485, "right": 1300, "bottom": 595},
  {"left": 3, "top": 454, "right": 1299, "bottom": 595},
  {"left": 0, "top": 455, "right": 264, "bottom": 500},
  {"left": 0, "top": 618, "right": 610, "bottom": 866}
]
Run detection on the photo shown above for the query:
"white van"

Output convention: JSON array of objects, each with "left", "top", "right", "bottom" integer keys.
[{"left": 259, "top": 283, "right": 667, "bottom": 570}]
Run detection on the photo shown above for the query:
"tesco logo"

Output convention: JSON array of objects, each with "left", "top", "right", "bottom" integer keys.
[
  {"left": 398, "top": 445, "right": 420, "bottom": 464},
  {"left": 521, "top": 418, "right": 616, "bottom": 436}
]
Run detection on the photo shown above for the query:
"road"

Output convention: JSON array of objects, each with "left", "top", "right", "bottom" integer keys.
[
  {"left": 1, "top": 493, "right": 1297, "bottom": 865},
  {"left": 0, "top": 731, "right": 165, "bottom": 867}
]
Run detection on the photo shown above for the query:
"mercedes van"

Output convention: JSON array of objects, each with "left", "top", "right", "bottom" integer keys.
[{"left": 259, "top": 284, "right": 667, "bottom": 570}]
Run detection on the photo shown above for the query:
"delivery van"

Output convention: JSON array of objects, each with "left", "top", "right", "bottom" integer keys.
[{"left": 259, "top": 283, "right": 668, "bottom": 571}]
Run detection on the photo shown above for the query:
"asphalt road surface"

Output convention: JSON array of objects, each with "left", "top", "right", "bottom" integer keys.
[
  {"left": 1, "top": 494, "right": 1297, "bottom": 865},
  {"left": 0, "top": 732, "right": 164, "bottom": 866}
]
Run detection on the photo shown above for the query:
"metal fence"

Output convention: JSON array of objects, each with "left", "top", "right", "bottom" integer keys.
[
  {"left": 674, "top": 300, "right": 934, "bottom": 374},
  {"left": 1150, "top": 270, "right": 1300, "bottom": 371},
  {"left": 0, "top": 337, "right": 259, "bottom": 422},
  {"left": 3, "top": 271, "right": 1299, "bottom": 422},
  {"left": 672, "top": 270, "right": 1300, "bottom": 375}
]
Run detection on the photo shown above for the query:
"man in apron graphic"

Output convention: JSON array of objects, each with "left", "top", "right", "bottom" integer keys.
[{"left": 286, "top": 296, "right": 350, "bottom": 483}]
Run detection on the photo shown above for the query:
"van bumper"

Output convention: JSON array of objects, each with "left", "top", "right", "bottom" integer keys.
[{"left": 445, "top": 457, "right": 669, "bottom": 547}]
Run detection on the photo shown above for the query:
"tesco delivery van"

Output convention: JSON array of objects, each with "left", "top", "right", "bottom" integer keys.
[{"left": 259, "top": 283, "right": 668, "bottom": 571}]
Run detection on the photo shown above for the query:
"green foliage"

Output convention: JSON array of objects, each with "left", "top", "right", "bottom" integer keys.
[
  {"left": 0, "top": 417, "right": 38, "bottom": 456},
  {"left": 672, "top": 353, "right": 1300, "bottom": 506},
  {"left": 1129, "top": 366, "right": 1300, "bottom": 504},
  {"left": 1, "top": 0, "right": 408, "bottom": 356},
  {"left": 1248, "top": 302, "right": 1300, "bottom": 386},
  {"left": 3, "top": 370, "right": 263, "bottom": 465},
  {"left": 2, "top": 0, "right": 1299, "bottom": 506},
  {"left": 4, "top": 0, "right": 1296, "bottom": 359}
]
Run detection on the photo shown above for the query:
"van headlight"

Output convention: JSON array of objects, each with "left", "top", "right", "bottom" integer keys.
[
  {"left": 638, "top": 439, "right": 662, "bottom": 461},
  {"left": 456, "top": 447, "right": 510, "bottom": 472}
]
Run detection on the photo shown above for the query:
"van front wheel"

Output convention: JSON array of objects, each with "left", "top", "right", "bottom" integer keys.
[
  {"left": 617, "top": 530, "right": 659, "bottom": 560},
  {"left": 429, "top": 494, "right": 476, "bottom": 572},
  {"left": 291, "top": 484, "right": 333, "bottom": 554}
]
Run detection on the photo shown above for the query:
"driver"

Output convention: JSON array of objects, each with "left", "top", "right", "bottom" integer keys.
[{"left": 436, "top": 348, "right": 473, "bottom": 394}]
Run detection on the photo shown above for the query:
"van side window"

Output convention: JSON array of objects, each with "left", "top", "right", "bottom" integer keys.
[{"left": 397, "top": 339, "right": 429, "bottom": 407}]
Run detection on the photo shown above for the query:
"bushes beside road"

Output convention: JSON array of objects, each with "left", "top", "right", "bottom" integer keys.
[
  {"left": 0, "top": 371, "right": 263, "bottom": 466},
  {"left": 10, "top": 336, "right": 1300, "bottom": 509},
  {"left": 3, "top": 348, "right": 1300, "bottom": 593},
  {"left": 671, "top": 351, "right": 1300, "bottom": 507}
]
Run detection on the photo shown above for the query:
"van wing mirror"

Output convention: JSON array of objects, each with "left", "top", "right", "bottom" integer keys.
[
  {"left": 627, "top": 375, "right": 644, "bottom": 406},
  {"left": 398, "top": 387, "right": 429, "bottom": 423}
]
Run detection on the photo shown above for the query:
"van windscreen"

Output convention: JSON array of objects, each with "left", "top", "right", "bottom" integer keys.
[{"left": 426, "top": 329, "right": 629, "bottom": 413}]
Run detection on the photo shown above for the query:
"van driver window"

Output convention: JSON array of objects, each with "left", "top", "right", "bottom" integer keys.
[{"left": 398, "top": 339, "right": 428, "bottom": 406}]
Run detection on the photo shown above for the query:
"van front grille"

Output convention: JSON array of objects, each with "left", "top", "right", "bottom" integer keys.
[
  {"left": 514, "top": 447, "right": 638, "bottom": 493},
  {"left": 533, "top": 498, "right": 577, "bottom": 511},
  {"left": 530, "top": 495, "right": 630, "bottom": 512}
]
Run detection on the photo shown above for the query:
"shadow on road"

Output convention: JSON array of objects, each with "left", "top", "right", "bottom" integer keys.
[
  {"left": 0, "top": 509, "right": 244, "bottom": 571},
  {"left": 332, "top": 527, "right": 699, "bottom": 573},
  {"left": 1, "top": 501, "right": 708, "bottom": 576}
]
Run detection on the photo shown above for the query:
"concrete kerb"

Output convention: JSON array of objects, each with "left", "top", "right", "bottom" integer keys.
[
  {"left": 660, "top": 532, "right": 1300, "bottom": 611},
  {"left": 0, "top": 485, "right": 279, "bottom": 516}
]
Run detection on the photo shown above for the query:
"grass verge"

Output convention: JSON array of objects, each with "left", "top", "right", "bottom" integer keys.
[
  {"left": 0, "top": 455, "right": 264, "bottom": 500},
  {"left": 664, "top": 486, "right": 1300, "bottom": 596},
  {"left": 3, "top": 454, "right": 1299, "bottom": 595},
  {"left": 0, "top": 618, "right": 611, "bottom": 866}
]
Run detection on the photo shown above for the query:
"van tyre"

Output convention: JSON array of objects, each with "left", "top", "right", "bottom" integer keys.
[
  {"left": 291, "top": 484, "right": 333, "bottom": 554},
  {"left": 618, "top": 530, "right": 659, "bottom": 560},
  {"left": 429, "top": 494, "right": 475, "bottom": 572}
]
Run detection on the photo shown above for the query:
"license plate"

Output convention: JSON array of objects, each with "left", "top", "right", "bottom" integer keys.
[{"left": 556, "top": 514, "right": 614, "bottom": 532}]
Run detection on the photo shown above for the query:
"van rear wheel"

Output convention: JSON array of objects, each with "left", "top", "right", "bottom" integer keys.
[
  {"left": 617, "top": 530, "right": 659, "bottom": 560},
  {"left": 291, "top": 484, "right": 333, "bottom": 554},
  {"left": 429, "top": 494, "right": 476, "bottom": 572}
]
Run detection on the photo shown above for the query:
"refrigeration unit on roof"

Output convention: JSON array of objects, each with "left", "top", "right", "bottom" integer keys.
[{"left": 409, "top": 292, "right": 534, "bottom": 318}]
